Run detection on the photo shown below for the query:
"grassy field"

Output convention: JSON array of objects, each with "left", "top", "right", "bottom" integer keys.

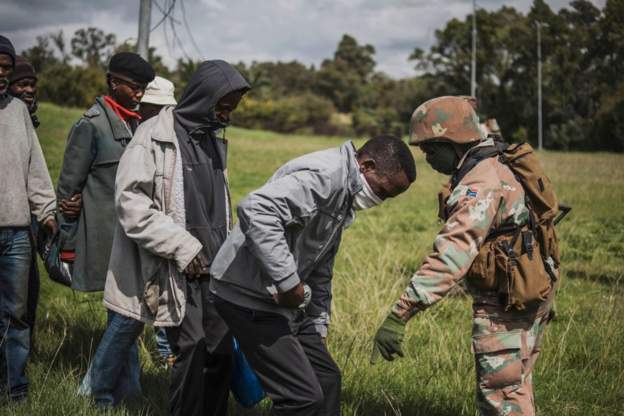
[{"left": 4, "top": 102, "right": 624, "bottom": 415}]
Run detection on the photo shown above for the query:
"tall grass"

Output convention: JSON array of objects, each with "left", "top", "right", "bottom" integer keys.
[{"left": 4, "top": 102, "right": 624, "bottom": 415}]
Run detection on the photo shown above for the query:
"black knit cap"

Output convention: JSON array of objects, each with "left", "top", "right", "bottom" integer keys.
[
  {"left": 0, "top": 35, "right": 16, "bottom": 67},
  {"left": 9, "top": 56, "right": 37, "bottom": 83},
  {"left": 107, "top": 52, "right": 155, "bottom": 85}
]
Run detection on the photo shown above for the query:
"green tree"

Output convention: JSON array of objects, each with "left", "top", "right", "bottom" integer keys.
[
  {"left": 240, "top": 60, "right": 315, "bottom": 99},
  {"left": 314, "top": 34, "right": 376, "bottom": 112},
  {"left": 406, "top": 0, "right": 624, "bottom": 151},
  {"left": 22, "top": 35, "right": 58, "bottom": 73},
  {"left": 71, "top": 27, "right": 116, "bottom": 67}
]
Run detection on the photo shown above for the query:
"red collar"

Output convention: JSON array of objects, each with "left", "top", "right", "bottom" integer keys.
[{"left": 103, "top": 96, "right": 142, "bottom": 123}]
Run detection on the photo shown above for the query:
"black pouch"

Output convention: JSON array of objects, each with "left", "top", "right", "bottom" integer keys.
[{"left": 37, "top": 226, "right": 73, "bottom": 287}]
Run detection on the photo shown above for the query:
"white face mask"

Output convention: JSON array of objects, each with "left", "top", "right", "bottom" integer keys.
[{"left": 353, "top": 173, "right": 383, "bottom": 211}]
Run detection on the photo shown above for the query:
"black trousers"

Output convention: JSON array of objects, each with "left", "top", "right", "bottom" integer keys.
[
  {"left": 215, "top": 297, "right": 341, "bottom": 416},
  {"left": 166, "top": 280, "right": 233, "bottom": 416}
]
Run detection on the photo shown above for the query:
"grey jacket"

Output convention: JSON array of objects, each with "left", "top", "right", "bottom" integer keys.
[
  {"left": 103, "top": 106, "right": 202, "bottom": 326},
  {"left": 210, "top": 141, "right": 361, "bottom": 336},
  {"left": 56, "top": 96, "right": 134, "bottom": 291},
  {"left": 0, "top": 96, "right": 55, "bottom": 227}
]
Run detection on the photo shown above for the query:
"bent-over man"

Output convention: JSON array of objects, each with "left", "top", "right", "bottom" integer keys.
[{"left": 211, "top": 135, "right": 416, "bottom": 416}]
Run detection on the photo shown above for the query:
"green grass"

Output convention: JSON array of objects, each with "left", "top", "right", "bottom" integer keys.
[{"left": 5, "top": 102, "right": 624, "bottom": 415}]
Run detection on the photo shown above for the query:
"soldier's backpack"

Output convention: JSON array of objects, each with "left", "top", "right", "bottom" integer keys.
[{"left": 444, "top": 142, "right": 563, "bottom": 311}]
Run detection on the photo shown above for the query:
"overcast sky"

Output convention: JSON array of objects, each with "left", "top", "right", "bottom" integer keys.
[{"left": 1, "top": 0, "right": 607, "bottom": 78}]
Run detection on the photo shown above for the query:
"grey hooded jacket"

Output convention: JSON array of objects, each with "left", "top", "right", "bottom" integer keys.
[
  {"left": 103, "top": 61, "right": 250, "bottom": 326},
  {"left": 210, "top": 141, "right": 362, "bottom": 336}
]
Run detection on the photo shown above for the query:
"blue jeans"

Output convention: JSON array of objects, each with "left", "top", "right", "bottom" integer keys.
[
  {"left": 0, "top": 227, "right": 32, "bottom": 400},
  {"left": 78, "top": 310, "right": 144, "bottom": 407},
  {"left": 26, "top": 217, "right": 40, "bottom": 333},
  {"left": 155, "top": 327, "right": 173, "bottom": 362}
]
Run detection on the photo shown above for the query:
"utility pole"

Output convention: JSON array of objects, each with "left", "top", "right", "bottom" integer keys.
[
  {"left": 537, "top": 21, "right": 543, "bottom": 150},
  {"left": 137, "top": 0, "right": 151, "bottom": 60},
  {"left": 470, "top": 0, "right": 477, "bottom": 98}
]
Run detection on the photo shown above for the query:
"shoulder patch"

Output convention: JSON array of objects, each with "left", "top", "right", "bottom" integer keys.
[{"left": 83, "top": 105, "right": 101, "bottom": 118}]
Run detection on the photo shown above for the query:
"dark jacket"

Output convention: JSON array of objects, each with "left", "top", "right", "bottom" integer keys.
[
  {"left": 173, "top": 60, "right": 250, "bottom": 264},
  {"left": 57, "top": 96, "right": 134, "bottom": 291},
  {"left": 104, "top": 61, "right": 250, "bottom": 331}
]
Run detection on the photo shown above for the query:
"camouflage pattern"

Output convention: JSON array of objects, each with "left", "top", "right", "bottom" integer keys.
[
  {"left": 409, "top": 95, "right": 485, "bottom": 145},
  {"left": 392, "top": 138, "right": 529, "bottom": 320},
  {"left": 472, "top": 301, "right": 552, "bottom": 416},
  {"left": 391, "top": 136, "right": 555, "bottom": 414},
  {"left": 458, "top": 95, "right": 478, "bottom": 110}
]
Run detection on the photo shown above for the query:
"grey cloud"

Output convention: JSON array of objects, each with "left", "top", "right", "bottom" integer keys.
[
  {"left": 1, "top": 0, "right": 136, "bottom": 32},
  {"left": 0, "top": 0, "right": 606, "bottom": 78}
]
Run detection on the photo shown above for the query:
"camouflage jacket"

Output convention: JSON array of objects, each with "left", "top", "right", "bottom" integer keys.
[{"left": 392, "top": 139, "right": 530, "bottom": 322}]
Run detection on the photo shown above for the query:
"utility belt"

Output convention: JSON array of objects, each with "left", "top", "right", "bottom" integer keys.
[
  {"left": 465, "top": 222, "right": 558, "bottom": 311},
  {"left": 470, "top": 278, "right": 558, "bottom": 321}
]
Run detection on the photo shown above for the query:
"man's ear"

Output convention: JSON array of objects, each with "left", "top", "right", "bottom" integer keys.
[
  {"left": 358, "top": 157, "right": 376, "bottom": 173},
  {"left": 108, "top": 76, "right": 118, "bottom": 91}
]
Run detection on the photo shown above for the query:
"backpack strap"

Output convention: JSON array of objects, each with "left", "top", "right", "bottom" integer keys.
[
  {"left": 450, "top": 141, "right": 522, "bottom": 243},
  {"left": 450, "top": 141, "right": 508, "bottom": 189}
]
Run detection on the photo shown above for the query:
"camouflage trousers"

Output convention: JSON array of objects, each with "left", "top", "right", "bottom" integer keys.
[{"left": 471, "top": 302, "right": 552, "bottom": 416}]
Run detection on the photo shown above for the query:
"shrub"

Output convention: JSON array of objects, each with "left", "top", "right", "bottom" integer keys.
[
  {"left": 38, "top": 63, "right": 107, "bottom": 109},
  {"left": 233, "top": 93, "right": 338, "bottom": 135},
  {"left": 352, "top": 107, "right": 403, "bottom": 138}
]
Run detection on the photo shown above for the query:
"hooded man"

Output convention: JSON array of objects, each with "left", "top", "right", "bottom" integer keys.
[
  {"left": 56, "top": 52, "right": 155, "bottom": 293},
  {"left": 0, "top": 35, "right": 57, "bottom": 402},
  {"left": 210, "top": 134, "right": 416, "bottom": 416},
  {"left": 371, "top": 96, "right": 559, "bottom": 416},
  {"left": 94, "top": 60, "right": 250, "bottom": 415}
]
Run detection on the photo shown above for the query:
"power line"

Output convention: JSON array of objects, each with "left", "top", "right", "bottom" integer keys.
[
  {"left": 150, "top": 0, "right": 199, "bottom": 64},
  {"left": 152, "top": 0, "right": 166, "bottom": 15},
  {"left": 151, "top": 0, "right": 177, "bottom": 32},
  {"left": 179, "top": 0, "right": 202, "bottom": 57},
  {"left": 169, "top": 7, "right": 192, "bottom": 61},
  {"left": 162, "top": 0, "right": 173, "bottom": 56}
]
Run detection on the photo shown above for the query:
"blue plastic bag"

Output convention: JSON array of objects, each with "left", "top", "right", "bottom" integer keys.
[{"left": 230, "top": 338, "right": 265, "bottom": 407}]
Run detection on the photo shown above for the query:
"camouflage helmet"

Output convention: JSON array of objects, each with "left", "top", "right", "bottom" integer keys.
[{"left": 409, "top": 96, "right": 485, "bottom": 145}]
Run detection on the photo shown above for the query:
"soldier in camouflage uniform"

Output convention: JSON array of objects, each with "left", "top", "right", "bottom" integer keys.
[{"left": 371, "top": 96, "right": 557, "bottom": 416}]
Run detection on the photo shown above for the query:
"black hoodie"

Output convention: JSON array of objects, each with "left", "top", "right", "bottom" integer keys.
[
  {"left": 174, "top": 60, "right": 250, "bottom": 134},
  {"left": 173, "top": 60, "right": 250, "bottom": 267}
]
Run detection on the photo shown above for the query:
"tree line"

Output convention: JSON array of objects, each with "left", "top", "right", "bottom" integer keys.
[{"left": 22, "top": 0, "right": 624, "bottom": 151}]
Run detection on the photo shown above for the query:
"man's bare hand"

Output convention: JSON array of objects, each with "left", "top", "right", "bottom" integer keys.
[
  {"left": 184, "top": 251, "right": 210, "bottom": 279},
  {"left": 43, "top": 217, "right": 58, "bottom": 236},
  {"left": 59, "top": 193, "right": 82, "bottom": 219},
  {"left": 276, "top": 283, "right": 305, "bottom": 308}
]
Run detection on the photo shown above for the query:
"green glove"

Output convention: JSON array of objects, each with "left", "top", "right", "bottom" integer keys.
[{"left": 370, "top": 312, "right": 406, "bottom": 364}]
